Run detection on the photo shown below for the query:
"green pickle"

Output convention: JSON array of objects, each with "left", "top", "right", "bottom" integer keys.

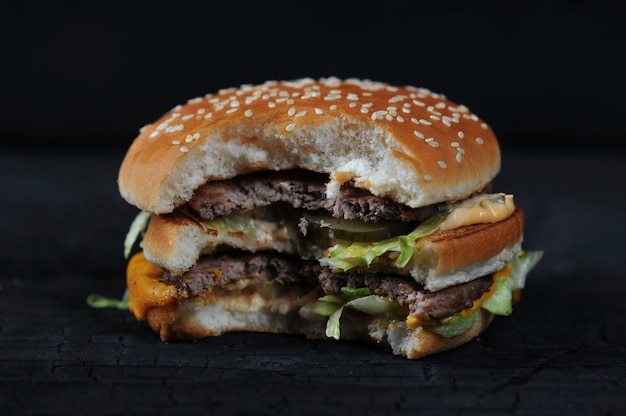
[{"left": 302, "top": 211, "right": 414, "bottom": 243}]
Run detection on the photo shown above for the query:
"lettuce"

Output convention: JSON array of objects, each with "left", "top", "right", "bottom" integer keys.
[
  {"left": 509, "top": 250, "right": 543, "bottom": 290},
  {"left": 481, "top": 277, "right": 513, "bottom": 316},
  {"left": 429, "top": 250, "right": 544, "bottom": 336},
  {"left": 86, "top": 290, "right": 129, "bottom": 310},
  {"left": 313, "top": 287, "right": 405, "bottom": 339},
  {"left": 123, "top": 211, "right": 151, "bottom": 259},
  {"left": 327, "top": 215, "right": 445, "bottom": 271},
  {"left": 429, "top": 309, "right": 480, "bottom": 338},
  {"left": 481, "top": 250, "right": 543, "bottom": 316},
  {"left": 317, "top": 250, "right": 544, "bottom": 340}
]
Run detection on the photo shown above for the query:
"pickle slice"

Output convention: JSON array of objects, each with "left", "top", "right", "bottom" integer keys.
[{"left": 302, "top": 211, "right": 414, "bottom": 243}]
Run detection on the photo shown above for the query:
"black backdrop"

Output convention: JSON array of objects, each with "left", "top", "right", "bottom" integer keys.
[
  {"left": 2, "top": 1, "right": 625, "bottom": 150},
  {"left": 2, "top": 3, "right": 626, "bottom": 414}
]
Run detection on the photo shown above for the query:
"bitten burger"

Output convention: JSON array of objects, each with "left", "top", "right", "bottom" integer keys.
[{"left": 117, "top": 77, "right": 542, "bottom": 359}]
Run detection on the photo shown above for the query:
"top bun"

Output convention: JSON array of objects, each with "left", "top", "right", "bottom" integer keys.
[{"left": 118, "top": 77, "right": 500, "bottom": 214}]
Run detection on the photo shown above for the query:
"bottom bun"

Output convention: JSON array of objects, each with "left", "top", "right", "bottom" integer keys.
[{"left": 143, "top": 281, "right": 494, "bottom": 359}]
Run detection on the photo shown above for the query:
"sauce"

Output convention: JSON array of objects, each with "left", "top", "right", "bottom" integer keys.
[{"left": 440, "top": 193, "right": 515, "bottom": 231}]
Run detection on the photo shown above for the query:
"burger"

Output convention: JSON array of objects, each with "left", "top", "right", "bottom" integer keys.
[{"left": 117, "top": 77, "right": 542, "bottom": 359}]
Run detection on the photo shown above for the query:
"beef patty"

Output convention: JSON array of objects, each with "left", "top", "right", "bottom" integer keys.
[
  {"left": 160, "top": 252, "right": 493, "bottom": 321},
  {"left": 188, "top": 170, "right": 440, "bottom": 222}
]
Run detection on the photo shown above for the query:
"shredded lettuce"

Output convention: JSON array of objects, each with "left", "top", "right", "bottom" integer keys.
[
  {"left": 509, "top": 250, "right": 543, "bottom": 290},
  {"left": 313, "top": 287, "right": 404, "bottom": 339},
  {"left": 429, "top": 309, "right": 480, "bottom": 338},
  {"left": 316, "top": 250, "right": 544, "bottom": 340},
  {"left": 123, "top": 211, "right": 151, "bottom": 259},
  {"left": 86, "top": 290, "right": 129, "bottom": 310},
  {"left": 429, "top": 250, "right": 544, "bottom": 336},
  {"left": 327, "top": 215, "right": 445, "bottom": 271},
  {"left": 481, "top": 250, "right": 544, "bottom": 316},
  {"left": 481, "top": 277, "right": 513, "bottom": 316}
]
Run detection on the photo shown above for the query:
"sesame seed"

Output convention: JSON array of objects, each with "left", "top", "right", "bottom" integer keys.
[
  {"left": 295, "top": 110, "right": 307, "bottom": 117},
  {"left": 411, "top": 117, "right": 419, "bottom": 124},
  {"left": 429, "top": 115, "right": 440, "bottom": 121},
  {"left": 149, "top": 131, "right": 159, "bottom": 138},
  {"left": 165, "top": 124, "right": 184, "bottom": 133},
  {"left": 204, "top": 112, "right": 213, "bottom": 119},
  {"left": 268, "top": 102, "right": 276, "bottom": 108},
  {"left": 314, "top": 108, "right": 324, "bottom": 115},
  {"left": 360, "top": 107, "right": 369, "bottom": 114},
  {"left": 389, "top": 95, "right": 407, "bottom": 103},
  {"left": 451, "top": 141, "right": 460, "bottom": 147},
  {"left": 425, "top": 138, "right": 439, "bottom": 147},
  {"left": 330, "top": 105, "right": 337, "bottom": 110},
  {"left": 193, "top": 133, "right": 200, "bottom": 140},
  {"left": 226, "top": 108, "right": 238, "bottom": 114},
  {"left": 185, "top": 135, "right": 193, "bottom": 143},
  {"left": 413, "top": 100, "right": 425, "bottom": 107},
  {"left": 182, "top": 114, "right": 194, "bottom": 121},
  {"left": 172, "top": 140, "right": 181, "bottom": 145},
  {"left": 419, "top": 119, "right": 432, "bottom": 126},
  {"left": 413, "top": 130, "right": 425, "bottom": 139},
  {"left": 288, "top": 107, "right": 296, "bottom": 116},
  {"left": 423, "top": 174, "right": 434, "bottom": 182},
  {"left": 396, "top": 116, "right": 405, "bottom": 122},
  {"left": 437, "top": 160, "right": 447, "bottom": 169},
  {"left": 476, "top": 137, "right": 484, "bottom": 145},
  {"left": 349, "top": 102, "right": 357, "bottom": 108},
  {"left": 244, "top": 109, "right": 254, "bottom": 117},
  {"left": 456, "top": 153, "right": 463, "bottom": 163},
  {"left": 180, "top": 146, "right": 189, "bottom": 153},
  {"left": 457, "top": 131, "right": 465, "bottom": 139},
  {"left": 285, "top": 123, "right": 296, "bottom": 132}
]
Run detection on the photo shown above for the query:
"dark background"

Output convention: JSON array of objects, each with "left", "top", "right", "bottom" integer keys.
[
  {"left": 2, "top": 1, "right": 625, "bottom": 151},
  {"left": 2, "top": 2, "right": 626, "bottom": 415}
]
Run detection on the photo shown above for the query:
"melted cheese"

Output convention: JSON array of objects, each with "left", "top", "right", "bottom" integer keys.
[
  {"left": 440, "top": 193, "right": 515, "bottom": 231},
  {"left": 126, "top": 252, "right": 177, "bottom": 320},
  {"left": 405, "top": 263, "right": 514, "bottom": 329},
  {"left": 458, "top": 263, "right": 511, "bottom": 317}
]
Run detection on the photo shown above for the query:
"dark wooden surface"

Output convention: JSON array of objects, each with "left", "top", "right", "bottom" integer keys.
[{"left": 1, "top": 148, "right": 625, "bottom": 415}]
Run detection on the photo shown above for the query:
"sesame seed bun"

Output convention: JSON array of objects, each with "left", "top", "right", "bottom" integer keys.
[{"left": 118, "top": 77, "right": 500, "bottom": 214}]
